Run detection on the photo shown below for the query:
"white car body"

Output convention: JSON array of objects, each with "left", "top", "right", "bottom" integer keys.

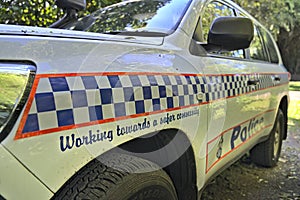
[{"left": 0, "top": 0, "right": 289, "bottom": 199}]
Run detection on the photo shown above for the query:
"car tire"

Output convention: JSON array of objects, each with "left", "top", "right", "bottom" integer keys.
[
  {"left": 52, "top": 153, "right": 178, "bottom": 200},
  {"left": 250, "top": 109, "right": 284, "bottom": 167}
]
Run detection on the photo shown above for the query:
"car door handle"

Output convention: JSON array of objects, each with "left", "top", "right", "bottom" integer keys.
[
  {"left": 274, "top": 76, "right": 281, "bottom": 81},
  {"left": 247, "top": 79, "right": 259, "bottom": 86}
]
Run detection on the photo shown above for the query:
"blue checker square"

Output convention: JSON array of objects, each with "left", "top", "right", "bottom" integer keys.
[
  {"left": 221, "top": 76, "right": 225, "bottom": 82},
  {"left": 194, "top": 76, "right": 200, "bottom": 84},
  {"left": 130, "top": 76, "right": 142, "bottom": 87},
  {"left": 49, "top": 77, "right": 70, "bottom": 92},
  {"left": 183, "top": 85, "right": 189, "bottom": 95},
  {"left": 193, "top": 85, "right": 198, "bottom": 93},
  {"left": 212, "top": 93, "right": 216, "bottom": 101},
  {"left": 159, "top": 86, "right": 166, "bottom": 98},
  {"left": 172, "top": 85, "right": 178, "bottom": 96},
  {"left": 152, "top": 99, "right": 161, "bottom": 111},
  {"left": 135, "top": 101, "right": 145, "bottom": 114},
  {"left": 143, "top": 86, "right": 152, "bottom": 100},
  {"left": 89, "top": 106, "right": 103, "bottom": 121},
  {"left": 189, "top": 95, "right": 195, "bottom": 105},
  {"left": 147, "top": 75, "right": 158, "bottom": 86},
  {"left": 162, "top": 76, "right": 171, "bottom": 85},
  {"left": 175, "top": 76, "right": 183, "bottom": 85},
  {"left": 185, "top": 76, "right": 192, "bottom": 84},
  {"left": 167, "top": 97, "right": 174, "bottom": 109},
  {"left": 226, "top": 76, "right": 230, "bottom": 82},
  {"left": 36, "top": 93, "right": 56, "bottom": 112},
  {"left": 201, "top": 84, "right": 205, "bottom": 93},
  {"left": 22, "top": 114, "right": 39, "bottom": 133},
  {"left": 123, "top": 87, "right": 135, "bottom": 102},
  {"left": 71, "top": 90, "right": 88, "bottom": 108},
  {"left": 114, "top": 103, "right": 126, "bottom": 117},
  {"left": 81, "top": 76, "right": 99, "bottom": 89},
  {"left": 179, "top": 96, "right": 185, "bottom": 107},
  {"left": 57, "top": 109, "right": 74, "bottom": 127},
  {"left": 207, "top": 84, "right": 212, "bottom": 93},
  {"left": 100, "top": 88, "right": 113, "bottom": 104},
  {"left": 108, "top": 76, "right": 122, "bottom": 88},
  {"left": 224, "top": 83, "right": 228, "bottom": 90},
  {"left": 206, "top": 94, "right": 210, "bottom": 102}
]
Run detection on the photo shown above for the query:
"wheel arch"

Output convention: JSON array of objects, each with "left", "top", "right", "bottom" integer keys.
[{"left": 117, "top": 128, "right": 198, "bottom": 200}]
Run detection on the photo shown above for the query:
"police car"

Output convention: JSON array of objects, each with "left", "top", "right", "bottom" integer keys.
[{"left": 0, "top": 0, "right": 289, "bottom": 199}]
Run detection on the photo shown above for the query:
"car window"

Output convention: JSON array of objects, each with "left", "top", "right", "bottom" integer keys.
[
  {"left": 201, "top": 2, "right": 235, "bottom": 42},
  {"left": 258, "top": 27, "right": 280, "bottom": 63},
  {"left": 199, "top": 1, "right": 244, "bottom": 58},
  {"left": 64, "top": 0, "right": 192, "bottom": 36},
  {"left": 248, "top": 26, "right": 268, "bottom": 62}
]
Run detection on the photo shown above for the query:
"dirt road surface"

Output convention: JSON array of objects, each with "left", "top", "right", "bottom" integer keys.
[{"left": 201, "top": 92, "right": 300, "bottom": 200}]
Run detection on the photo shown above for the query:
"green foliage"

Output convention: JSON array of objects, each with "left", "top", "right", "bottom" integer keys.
[
  {"left": 234, "top": 0, "right": 300, "bottom": 75},
  {"left": 0, "top": 0, "right": 121, "bottom": 27},
  {"left": 0, "top": 0, "right": 61, "bottom": 26},
  {"left": 289, "top": 82, "right": 300, "bottom": 91},
  {"left": 234, "top": 0, "right": 300, "bottom": 36}
]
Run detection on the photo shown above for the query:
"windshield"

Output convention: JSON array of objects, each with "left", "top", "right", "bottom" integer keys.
[{"left": 66, "top": 0, "right": 192, "bottom": 36}]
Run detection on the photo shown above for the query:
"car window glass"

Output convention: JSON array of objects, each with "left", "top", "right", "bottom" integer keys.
[
  {"left": 200, "top": 1, "right": 244, "bottom": 58},
  {"left": 202, "top": 2, "right": 235, "bottom": 42},
  {"left": 258, "top": 27, "right": 279, "bottom": 63},
  {"left": 65, "top": 0, "right": 192, "bottom": 36},
  {"left": 249, "top": 26, "right": 268, "bottom": 62}
]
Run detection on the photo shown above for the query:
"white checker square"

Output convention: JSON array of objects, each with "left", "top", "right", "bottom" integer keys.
[
  {"left": 86, "top": 89, "right": 101, "bottom": 106},
  {"left": 38, "top": 111, "right": 58, "bottom": 130},
  {"left": 173, "top": 96, "right": 179, "bottom": 107},
  {"left": 29, "top": 99, "right": 37, "bottom": 114},
  {"left": 199, "top": 76, "right": 206, "bottom": 84},
  {"left": 151, "top": 86, "right": 160, "bottom": 99},
  {"left": 166, "top": 85, "right": 173, "bottom": 97},
  {"left": 73, "top": 107, "right": 90, "bottom": 124},
  {"left": 54, "top": 91, "right": 73, "bottom": 110},
  {"left": 118, "top": 76, "right": 133, "bottom": 87},
  {"left": 180, "top": 76, "right": 188, "bottom": 85},
  {"left": 138, "top": 75, "right": 150, "bottom": 86},
  {"left": 125, "top": 102, "right": 136, "bottom": 116},
  {"left": 184, "top": 95, "right": 190, "bottom": 105},
  {"left": 177, "top": 85, "right": 184, "bottom": 96},
  {"left": 112, "top": 88, "right": 125, "bottom": 103},
  {"left": 102, "top": 104, "right": 115, "bottom": 119},
  {"left": 66, "top": 77, "right": 85, "bottom": 91},
  {"left": 160, "top": 98, "right": 168, "bottom": 110},
  {"left": 144, "top": 99, "right": 153, "bottom": 113},
  {"left": 37, "top": 78, "right": 53, "bottom": 93},
  {"left": 96, "top": 76, "right": 111, "bottom": 88},
  {"left": 133, "top": 87, "right": 144, "bottom": 101},
  {"left": 189, "top": 76, "right": 197, "bottom": 85},
  {"left": 188, "top": 85, "right": 194, "bottom": 94},
  {"left": 155, "top": 76, "right": 165, "bottom": 86},
  {"left": 169, "top": 76, "right": 177, "bottom": 85}
]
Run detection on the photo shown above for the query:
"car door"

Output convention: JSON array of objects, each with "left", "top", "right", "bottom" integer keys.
[{"left": 192, "top": 0, "right": 276, "bottom": 177}]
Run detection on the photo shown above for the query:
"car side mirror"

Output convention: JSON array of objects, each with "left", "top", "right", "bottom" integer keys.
[
  {"left": 204, "top": 17, "right": 254, "bottom": 52},
  {"left": 56, "top": 0, "right": 86, "bottom": 11},
  {"left": 50, "top": 0, "right": 87, "bottom": 29}
]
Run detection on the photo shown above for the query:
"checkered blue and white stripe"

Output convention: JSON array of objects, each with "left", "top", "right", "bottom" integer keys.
[{"left": 21, "top": 73, "right": 289, "bottom": 135}]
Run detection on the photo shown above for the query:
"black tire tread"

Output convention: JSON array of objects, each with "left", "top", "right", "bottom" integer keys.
[
  {"left": 52, "top": 153, "right": 176, "bottom": 200},
  {"left": 250, "top": 109, "right": 284, "bottom": 167}
]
